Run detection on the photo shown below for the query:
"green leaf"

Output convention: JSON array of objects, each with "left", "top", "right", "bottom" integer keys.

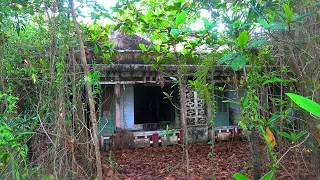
[
  {"left": 6, "top": 138, "right": 24, "bottom": 142},
  {"left": 262, "top": 77, "right": 283, "bottom": 85},
  {"left": 295, "top": 131, "right": 307, "bottom": 140},
  {"left": 278, "top": 131, "right": 292, "bottom": 140},
  {"left": 93, "top": 44, "right": 99, "bottom": 54},
  {"left": 11, "top": 158, "right": 15, "bottom": 180},
  {"left": 171, "top": 29, "right": 179, "bottom": 39},
  {"left": 211, "top": 32, "right": 218, "bottom": 40},
  {"left": 261, "top": 170, "right": 275, "bottom": 180},
  {"left": 248, "top": 40, "right": 266, "bottom": 48},
  {"left": 155, "top": 44, "right": 161, "bottom": 52},
  {"left": 317, "top": 124, "right": 320, "bottom": 129},
  {"left": 209, "top": 23, "right": 218, "bottom": 30},
  {"left": 113, "top": 23, "right": 122, "bottom": 31},
  {"left": 269, "top": 115, "right": 282, "bottom": 123},
  {"left": 257, "top": 18, "right": 268, "bottom": 27},
  {"left": 202, "top": 17, "right": 210, "bottom": 29},
  {"left": 231, "top": 55, "right": 247, "bottom": 71},
  {"left": 174, "top": 2, "right": 182, "bottom": 8},
  {"left": 238, "top": 30, "right": 249, "bottom": 49},
  {"left": 217, "top": 52, "right": 237, "bottom": 64},
  {"left": 311, "top": 2, "right": 320, "bottom": 6},
  {"left": 233, "top": 173, "right": 250, "bottom": 180},
  {"left": 277, "top": 11, "right": 287, "bottom": 20},
  {"left": 283, "top": 4, "right": 292, "bottom": 22},
  {"left": 18, "top": 132, "right": 36, "bottom": 136},
  {"left": 294, "top": 12, "right": 316, "bottom": 21},
  {"left": 222, "top": 99, "right": 240, "bottom": 105},
  {"left": 286, "top": 93, "right": 320, "bottom": 118},
  {"left": 143, "top": 54, "right": 149, "bottom": 63},
  {"left": 176, "top": 11, "right": 187, "bottom": 27},
  {"left": 267, "top": 22, "right": 288, "bottom": 30},
  {"left": 139, "top": 44, "right": 147, "bottom": 51}
]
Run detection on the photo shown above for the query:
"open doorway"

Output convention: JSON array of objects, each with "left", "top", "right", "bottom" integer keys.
[{"left": 134, "top": 84, "right": 176, "bottom": 125}]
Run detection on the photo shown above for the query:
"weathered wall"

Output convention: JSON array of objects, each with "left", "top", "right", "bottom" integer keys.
[{"left": 187, "top": 126, "right": 208, "bottom": 143}]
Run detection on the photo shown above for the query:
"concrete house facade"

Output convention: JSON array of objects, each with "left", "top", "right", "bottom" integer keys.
[{"left": 95, "top": 31, "right": 243, "bottom": 149}]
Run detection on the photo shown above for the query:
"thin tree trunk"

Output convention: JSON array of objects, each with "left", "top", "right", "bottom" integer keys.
[
  {"left": 174, "top": 44, "right": 189, "bottom": 178},
  {"left": 69, "top": 1, "right": 103, "bottom": 179},
  {"left": 178, "top": 76, "right": 190, "bottom": 178}
]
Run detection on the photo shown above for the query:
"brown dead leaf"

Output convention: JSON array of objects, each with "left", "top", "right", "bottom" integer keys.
[
  {"left": 103, "top": 164, "right": 109, "bottom": 170},
  {"left": 107, "top": 169, "right": 114, "bottom": 177}
]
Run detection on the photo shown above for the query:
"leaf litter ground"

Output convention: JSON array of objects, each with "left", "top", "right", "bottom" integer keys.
[{"left": 102, "top": 141, "right": 315, "bottom": 180}]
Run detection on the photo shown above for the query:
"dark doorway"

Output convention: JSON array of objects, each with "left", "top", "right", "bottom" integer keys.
[{"left": 134, "top": 84, "right": 175, "bottom": 125}]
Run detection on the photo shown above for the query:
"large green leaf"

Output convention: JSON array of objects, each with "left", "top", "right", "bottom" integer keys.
[
  {"left": 238, "top": 30, "right": 249, "bottom": 49},
  {"left": 261, "top": 170, "right": 275, "bottom": 180},
  {"left": 231, "top": 55, "right": 247, "bottom": 71},
  {"left": 176, "top": 11, "right": 187, "bottom": 27},
  {"left": 286, "top": 93, "right": 320, "bottom": 118},
  {"left": 233, "top": 173, "right": 249, "bottom": 180}
]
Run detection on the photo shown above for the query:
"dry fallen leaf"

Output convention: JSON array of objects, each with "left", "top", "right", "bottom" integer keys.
[
  {"left": 266, "top": 127, "right": 276, "bottom": 149},
  {"left": 107, "top": 169, "right": 114, "bottom": 177},
  {"left": 103, "top": 164, "right": 109, "bottom": 170}
]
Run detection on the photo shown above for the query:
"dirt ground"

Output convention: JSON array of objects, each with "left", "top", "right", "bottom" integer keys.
[{"left": 102, "top": 141, "right": 316, "bottom": 180}]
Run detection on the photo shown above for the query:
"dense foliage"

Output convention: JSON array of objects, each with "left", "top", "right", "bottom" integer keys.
[{"left": 0, "top": 0, "right": 319, "bottom": 179}]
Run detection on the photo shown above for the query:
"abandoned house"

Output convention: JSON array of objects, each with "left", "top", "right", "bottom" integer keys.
[{"left": 92, "top": 31, "right": 244, "bottom": 150}]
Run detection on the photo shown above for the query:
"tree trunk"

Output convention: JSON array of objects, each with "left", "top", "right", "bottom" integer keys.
[
  {"left": 69, "top": 1, "right": 103, "bottom": 179},
  {"left": 178, "top": 72, "right": 190, "bottom": 178},
  {"left": 250, "top": 127, "right": 261, "bottom": 180}
]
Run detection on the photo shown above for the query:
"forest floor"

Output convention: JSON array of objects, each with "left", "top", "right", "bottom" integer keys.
[{"left": 102, "top": 141, "right": 315, "bottom": 180}]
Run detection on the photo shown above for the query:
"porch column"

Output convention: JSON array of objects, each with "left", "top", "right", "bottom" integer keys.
[{"left": 115, "top": 84, "right": 121, "bottom": 129}]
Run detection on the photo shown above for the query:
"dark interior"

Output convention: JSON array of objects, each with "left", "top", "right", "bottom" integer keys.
[{"left": 134, "top": 84, "right": 175, "bottom": 125}]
